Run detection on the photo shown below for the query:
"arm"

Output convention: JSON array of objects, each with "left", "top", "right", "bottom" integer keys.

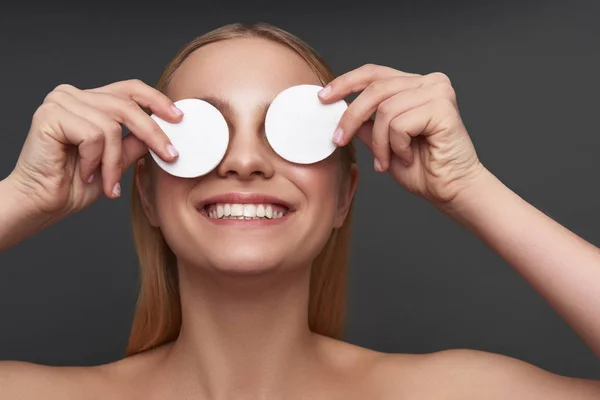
[
  {"left": 318, "top": 63, "right": 598, "bottom": 393},
  {"left": 442, "top": 167, "right": 600, "bottom": 359},
  {"left": 0, "top": 177, "right": 58, "bottom": 253}
]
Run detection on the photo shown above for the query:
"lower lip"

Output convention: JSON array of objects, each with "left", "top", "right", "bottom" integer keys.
[{"left": 198, "top": 210, "right": 293, "bottom": 226}]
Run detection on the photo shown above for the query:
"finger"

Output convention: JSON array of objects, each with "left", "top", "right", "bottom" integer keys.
[
  {"left": 388, "top": 114, "right": 414, "bottom": 167},
  {"left": 353, "top": 120, "right": 393, "bottom": 172},
  {"left": 369, "top": 113, "right": 391, "bottom": 172},
  {"left": 100, "top": 124, "right": 123, "bottom": 199},
  {"left": 88, "top": 79, "right": 183, "bottom": 122},
  {"left": 336, "top": 76, "right": 423, "bottom": 163},
  {"left": 388, "top": 101, "right": 457, "bottom": 167},
  {"left": 45, "top": 89, "right": 122, "bottom": 182},
  {"left": 334, "top": 76, "right": 422, "bottom": 149},
  {"left": 355, "top": 119, "right": 374, "bottom": 151},
  {"left": 388, "top": 146, "right": 419, "bottom": 184},
  {"left": 370, "top": 82, "right": 454, "bottom": 170},
  {"left": 56, "top": 85, "right": 178, "bottom": 164},
  {"left": 36, "top": 102, "right": 105, "bottom": 183},
  {"left": 122, "top": 134, "right": 148, "bottom": 171},
  {"left": 330, "top": 74, "right": 451, "bottom": 148},
  {"left": 49, "top": 87, "right": 152, "bottom": 188},
  {"left": 319, "top": 64, "right": 420, "bottom": 103}
]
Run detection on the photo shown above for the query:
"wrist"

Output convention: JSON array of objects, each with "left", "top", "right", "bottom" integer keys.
[
  {"left": 1, "top": 174, "right": 43, "bottom": 219},
  {"left": 0, "top": 175, "right": 58, "bottom": 251},
  {"left": 434, "top": 165, "right": 501, "bottom": 219}
]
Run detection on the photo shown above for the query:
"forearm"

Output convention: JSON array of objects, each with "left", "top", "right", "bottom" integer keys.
[
  {"left": 442, "top": 168, "right": 600, "bottom": 358},
  {"left": 0, "top": 177, "right": 55, "bottom": 253}
]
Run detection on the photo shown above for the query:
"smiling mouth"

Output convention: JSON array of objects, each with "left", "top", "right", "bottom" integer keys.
[{"left": 201, "top": 203, "right": 291, "bottom": 220}]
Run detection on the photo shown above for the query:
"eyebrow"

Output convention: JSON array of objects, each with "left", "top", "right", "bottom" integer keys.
[{"left": 194, "top": 95, "right": 273, "bottom": 121}]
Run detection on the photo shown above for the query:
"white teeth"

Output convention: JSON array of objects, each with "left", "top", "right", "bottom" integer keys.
[
  {"left": 205, "top": 203, "right": 288, "bottom": 220},
  {"left": 243, "top": 204, "right": 256, "bottom": 217},
  {"left": 231, "top": 204, "right": 243, "bottom": 217}
]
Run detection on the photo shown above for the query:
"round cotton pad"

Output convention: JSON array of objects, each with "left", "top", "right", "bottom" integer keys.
[
  {"left": 149, "top": 98, "right": 229, "bottom": 178},
  {"left": 265, "top": 84, "right": 348, "bottom": 164}
]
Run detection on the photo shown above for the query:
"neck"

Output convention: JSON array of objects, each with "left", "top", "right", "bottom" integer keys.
[{"left": 164, "top": 263, "right": 318, "bottom": 398}]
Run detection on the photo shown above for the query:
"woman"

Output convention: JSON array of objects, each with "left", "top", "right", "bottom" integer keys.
[{"left": 0, "top": 22, "right": 599, "bottom": 399}]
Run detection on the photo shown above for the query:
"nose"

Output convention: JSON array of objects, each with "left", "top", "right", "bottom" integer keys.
[{"left": 216, "top": 124, "right": 275, "bottom": 180}]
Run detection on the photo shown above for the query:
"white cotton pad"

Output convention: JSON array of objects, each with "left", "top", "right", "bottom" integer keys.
[
  {"left": 149, "top": 98, "right": 229, "bottom": 178},
  {"left": 265, "top": 84, "right": 348, "bottom": 164}
]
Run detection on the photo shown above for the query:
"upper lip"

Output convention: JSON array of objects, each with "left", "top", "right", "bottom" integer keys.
[{"left": 196, "top": 192, "right": 295, "bottom": 211}]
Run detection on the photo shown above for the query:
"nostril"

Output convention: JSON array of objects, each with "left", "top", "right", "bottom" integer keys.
[
  {"left": 215, "top": 141, "right": 275, "bottom": 180},
  {"left": 223, "top": 169, "right": 269, "bottom": 179}
]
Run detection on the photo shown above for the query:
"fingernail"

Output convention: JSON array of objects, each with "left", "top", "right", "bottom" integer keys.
[
  {"left": 166, "top": 144, "right": 179, "bottom": 158},
  {"left": 171, "top": 104, "right": 183, "bottom": 116},
  {"left": 374, "top": 158, "right": 383, "bottom": 172},
  {"left": 333, "top": 127, "right": 344, "bottom": 145},
  {"left": 87, "top": 174, "right": 95, "bottom": 184},
  {"left": 112, "top": 182, "right": 121, "bottom": 198},
  {"left": 318, "top": 85, "right": 332, "bottom": 98}
]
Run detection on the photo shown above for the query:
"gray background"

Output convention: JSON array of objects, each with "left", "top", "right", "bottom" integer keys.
[{"left": 1, "top": 0, "right": 599, "bottom": 379}]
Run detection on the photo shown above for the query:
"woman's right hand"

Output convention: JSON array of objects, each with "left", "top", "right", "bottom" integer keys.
[{"left": 6, "top": 79, "right": 182, "bottom": 217}]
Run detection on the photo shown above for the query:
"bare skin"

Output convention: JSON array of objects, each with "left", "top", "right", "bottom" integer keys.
[
  {"left": 1, "top": 35, "right": 599, "bottom": 399},
  {"left": 2, "top": 338, "right": 599, "bottom": 399}
]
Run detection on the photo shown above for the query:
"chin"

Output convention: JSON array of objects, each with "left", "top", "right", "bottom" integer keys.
[
  {"left": 213, "top": 248, "right": 283, "bottom": 275},
  {"left": 187, "top": 242, "right": 292, "bottom": 276}
]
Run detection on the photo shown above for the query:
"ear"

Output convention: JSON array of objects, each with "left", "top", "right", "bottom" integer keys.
[
  {"left": 333, "top": 164, "right": 358, "bottom": 229},
  {"left": 135, "top": 158, "right": 160, "bottom": 227}
]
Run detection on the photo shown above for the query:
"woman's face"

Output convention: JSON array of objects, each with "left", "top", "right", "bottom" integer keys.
[{"left": 138, "top": 37, "right": 357, "bottom": 275}]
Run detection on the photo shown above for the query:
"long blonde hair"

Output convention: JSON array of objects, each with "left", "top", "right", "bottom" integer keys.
[{"left": 127, "top": 23, "right": 356, "bottom": 356}]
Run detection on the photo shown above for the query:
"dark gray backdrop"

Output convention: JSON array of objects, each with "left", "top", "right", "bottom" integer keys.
[{"left": 1, "top": 0, "right": 599, "bottom": 379}]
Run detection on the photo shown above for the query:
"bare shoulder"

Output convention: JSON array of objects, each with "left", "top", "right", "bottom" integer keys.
[
  {"left": 0, "top": 345, "right": 169, "bottom": 400},
  {"left": 312, "top": 336, "right": 438, "bottom": 398},
  {"left": 375, "top": 348, "right": 600, "bottom": 399},
  {"left": 0, "top": 360, "right": 109, "bottom": 399}
]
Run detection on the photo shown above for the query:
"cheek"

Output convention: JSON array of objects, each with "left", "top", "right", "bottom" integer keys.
[
  {"left": 290, "top": 159, "right": 342, "bottom": 217},
  {"left": 150, "top": 171, "right": 205, "bottom": 262},
  {"left": 152, "top": 172, "right": 195, "bottom": 220},
  {"left": 287, "top": 162, "right": 343, "bottom": 264}
]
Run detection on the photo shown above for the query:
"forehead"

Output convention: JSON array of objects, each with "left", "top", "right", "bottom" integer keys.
[{"left": 166, "top": 37, "right": 321, "bottom": 104}]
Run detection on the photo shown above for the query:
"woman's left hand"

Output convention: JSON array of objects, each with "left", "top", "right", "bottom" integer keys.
[{"left": 319, "top": 63, "right": 485, "bottom": 206}]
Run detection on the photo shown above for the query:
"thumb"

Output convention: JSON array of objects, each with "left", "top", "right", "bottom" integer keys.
[
  {"left": 355, "top": 119, "right": 374, "bottom": 151},
  {"left": 122, "top": 134, "right": 149, "bottom": 171}
]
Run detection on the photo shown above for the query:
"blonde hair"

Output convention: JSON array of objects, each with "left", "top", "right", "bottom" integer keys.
[{"left": 127, "top": 23, "right": 356, "bottom": 356}]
